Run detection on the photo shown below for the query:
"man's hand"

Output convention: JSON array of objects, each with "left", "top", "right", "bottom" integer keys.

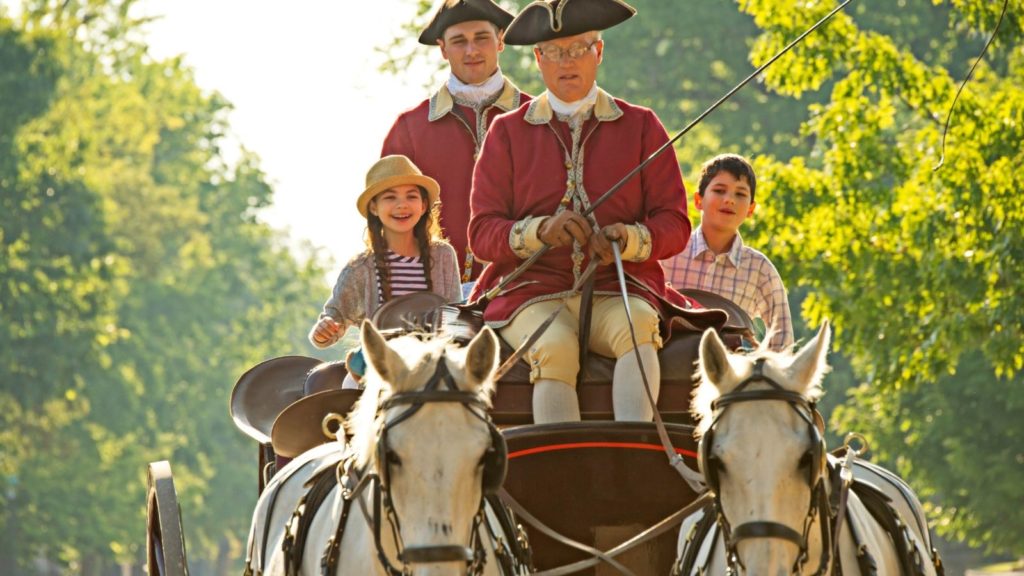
[
  {"left": 538, "top": 210, "right": 594, "bottom": 248},
  {"left": 312, "top": 317, "right": 342, "bottom": 345},
  {"left": 590, "top": 223, "right": 629, "bottom": 266}
]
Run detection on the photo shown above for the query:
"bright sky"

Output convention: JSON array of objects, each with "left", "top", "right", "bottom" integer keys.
[{"left": 138, "top": 0, "right": 439, "bottom": 273}]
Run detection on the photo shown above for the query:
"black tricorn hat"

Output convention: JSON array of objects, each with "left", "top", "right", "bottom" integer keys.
[
  {"left": 418, "top": 0, "right": 516, "bottom": 45},
  {"left": 504, "top": 0, "right": 636, "bottom": 45}
]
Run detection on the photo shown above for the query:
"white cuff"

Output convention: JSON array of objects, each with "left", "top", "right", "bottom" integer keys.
[{"left": 509, "top": 216, "right": 548, "bottom": 259}]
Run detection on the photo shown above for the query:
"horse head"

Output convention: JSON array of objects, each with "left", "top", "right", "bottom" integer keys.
[
  {"left": 691, "top": 321, "right": 831, "bottom": 574},
  {"left": 348, "top": 320, "right": 503, "bottom": 575}
]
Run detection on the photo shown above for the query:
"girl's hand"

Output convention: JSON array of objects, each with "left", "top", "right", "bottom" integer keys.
[{"left": 312, "top": 317, "right": 342, "bottom": 344}]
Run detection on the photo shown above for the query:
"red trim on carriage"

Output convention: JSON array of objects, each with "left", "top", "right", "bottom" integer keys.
[{"left": 508, "top": 441, "right": 697, "bottom": 459}]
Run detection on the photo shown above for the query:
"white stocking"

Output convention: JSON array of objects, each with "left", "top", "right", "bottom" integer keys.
[
  {"left": 612, "top": 344, "right": 660, "bottom": 421},
  {"left": 532, "top": 379, "right": 581, "bottom": 424}
]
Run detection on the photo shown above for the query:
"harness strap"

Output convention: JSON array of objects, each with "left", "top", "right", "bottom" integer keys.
[
  {"left": 845, "top": 505, "right": 878, "bottom": 576},
  {"left": 483, "top": 494, "right": 533, "bottom": 574},
  {"left": 255, "top": 471, "right": 284, "bottom": 573},
  {"left": 828, "top": 448, "right": 857, "bottom": 573},
  {"left": 852, "top": 480, "right": 927, "bottom": 576},
  {"left": 319, "top": 496, "right": 355, "bottom": 576},
  {"left": 673, "top": 500, "right": 717, "bottom": 576},
  {"left": 283, "top": 464, "right": 339, "bottom": 576},
  {"left": 732, "top": 522, "right": 804, "bottom": 545},
  {"left": 576, "top": 267, "right": 596, "bottom": 388}
]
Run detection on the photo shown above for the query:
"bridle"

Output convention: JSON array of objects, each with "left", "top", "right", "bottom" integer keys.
[
  {"left": 349, "top": 357, "right": 508, "bottom": 576},
  {"left": 697, "top": 358, "right": 833, "bottom": 575}
]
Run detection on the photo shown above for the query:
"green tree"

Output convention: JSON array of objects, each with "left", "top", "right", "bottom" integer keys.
[
  {"left": 737, "top": 0, "right": 1024, "bottom": 555},
  {"left": 1, "top": 1, "right": 329, "bottom": 572}
]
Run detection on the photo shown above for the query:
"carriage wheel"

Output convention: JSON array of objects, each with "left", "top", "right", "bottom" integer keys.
[{"left": 147, "top": 461, "right": 189, "bottom": 576}]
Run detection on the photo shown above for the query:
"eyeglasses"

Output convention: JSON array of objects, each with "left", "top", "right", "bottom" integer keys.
[{"left": 535, "top": 40, "right": 599, "bottom": 63}]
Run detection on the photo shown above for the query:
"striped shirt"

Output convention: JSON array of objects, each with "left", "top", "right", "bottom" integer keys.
[
  {"left": 376, "top": 250, "right": 429, "bottom": 304},
  {"left": 661, "top": 227, "right": 794, "bottom": 350}
]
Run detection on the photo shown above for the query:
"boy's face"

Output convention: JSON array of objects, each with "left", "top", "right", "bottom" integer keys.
[
  {"left": 439, "top": 21, "right": 505, "bottom": 86},
  {"left": 695, "top": 171, "right": 756, "bottom": 234}
]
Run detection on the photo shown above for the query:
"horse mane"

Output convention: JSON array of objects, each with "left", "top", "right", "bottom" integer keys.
[
  {"left": 346, "top": 332, "right": 498, "bottom": 470},
  {"left": 691, "top": 336, "right": 828, "bottom": 439}
]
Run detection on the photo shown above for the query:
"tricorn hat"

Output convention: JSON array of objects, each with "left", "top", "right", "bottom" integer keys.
[
  {"left": 230, "top": 355, "right": 322, "bottom": 445},
  {"left": 504, "top": 0, "right": 636, "bottom": 45},
  {"left": 419, "top": 0, "right": 516, "bottom": 45},
  {"left": 357, "top": 155, "right": 440, "bottom": 219}
]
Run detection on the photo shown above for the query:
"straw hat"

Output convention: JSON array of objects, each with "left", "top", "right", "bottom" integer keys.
[{"left": 357, "top": 155, "right": 440, "bottom": 218}]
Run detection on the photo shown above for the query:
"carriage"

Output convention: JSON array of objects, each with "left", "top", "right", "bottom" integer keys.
[{"left": 145, "top": 289, "right": 945, "bottom": 576}]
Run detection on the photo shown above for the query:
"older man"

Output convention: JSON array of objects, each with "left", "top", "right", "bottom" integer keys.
[
  {"left": 469, "top": 0, "right": 719, "bottom": 423},
  {"left": 383, "top": 0, "right": 531, "bottom": 286}
]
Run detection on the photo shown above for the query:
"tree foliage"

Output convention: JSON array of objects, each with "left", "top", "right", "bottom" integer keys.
[
  {"left": 736, "top": 0, "right": 1024, "bottom": 554},
  {"left": 0, "top": 1, "right": 327, "bottom": 572}
]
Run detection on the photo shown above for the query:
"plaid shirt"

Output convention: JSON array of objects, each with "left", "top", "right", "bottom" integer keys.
[{"left": 661, "top": 226, "right": 794, "bottom": 350}]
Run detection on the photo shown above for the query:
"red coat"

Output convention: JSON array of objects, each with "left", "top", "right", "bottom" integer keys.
[
  {"left": 469, "top": 90, "right": 693, "bottom": 325},
  {"left": 382, "top": 80, "right": 530, "bottom": 282}
]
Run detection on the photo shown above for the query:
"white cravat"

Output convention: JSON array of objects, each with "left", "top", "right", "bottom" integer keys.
[
  {"left": 447, "top": 69, "right": 505, "bottom": 106},
  {"left": 547, "top": 83, "right": 599, "bottom": 121}
]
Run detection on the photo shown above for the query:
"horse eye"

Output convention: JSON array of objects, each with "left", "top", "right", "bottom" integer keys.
[
  {"left": 710, "top": 456, "right": 726, "bottom": 475},
  {"left": 386, "top": 450, "right": 403, "bottom": 467},
  {"left": 478, "top": 447, "right": 495, "bottom": 468},
  {"left": 798, "top": 450, "right": 813, "bottom": 469}
]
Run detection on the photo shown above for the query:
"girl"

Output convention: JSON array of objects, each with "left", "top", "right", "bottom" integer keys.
[{"left": 309, "top": 155, "right": 461, "bottom": 350}]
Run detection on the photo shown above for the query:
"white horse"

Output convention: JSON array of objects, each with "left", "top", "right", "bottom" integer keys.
[
  {"left": 675, "top": 322, "right": 943, "bottom": 575},
  {"left": 245, "top": 321, "right": 525, "bottom": 576}
]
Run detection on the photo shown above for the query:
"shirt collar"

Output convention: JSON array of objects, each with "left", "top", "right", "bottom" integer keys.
[
  {"left": 524, "top": 86, "right": 623, "bottom": 126},
  {"left": 692, "top": 225, "right": 744, "bottom": 267},
  {"left": 446, "top": 69, "right": 505, "bottom": 105},
  {"left": 428, "top": 75, "right": 524, "bottom": 122}
]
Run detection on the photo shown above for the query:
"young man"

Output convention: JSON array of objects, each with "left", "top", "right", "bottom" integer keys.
[
  {"left": 469, "top": 0, "right": 723, "bottom": 424},
  {"left": 382, "top": 0, "right": 531, "bottom": 286},
  {"left": 661, "top": 153, "right": 794, "bottom": 350}
]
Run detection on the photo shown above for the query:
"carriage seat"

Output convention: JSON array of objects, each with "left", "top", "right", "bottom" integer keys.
[{"left": 489, "top": 289, "right": 754, "bottom": 425}]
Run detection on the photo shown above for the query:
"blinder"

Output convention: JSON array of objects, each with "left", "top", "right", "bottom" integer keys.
[{"left": 483, "top": 426, "right": 508, "bottom": 495}]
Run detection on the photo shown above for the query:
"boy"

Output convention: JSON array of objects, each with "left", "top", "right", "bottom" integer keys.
[{"left": 661, "top": 154, "right": 794, "bottom": 350}]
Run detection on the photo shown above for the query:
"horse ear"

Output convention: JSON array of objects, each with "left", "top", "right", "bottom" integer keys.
[
  {"left": 699, "top": 327, "right": 734, "bottom": 386},
  {"left": 361, "top": 320, "right": 404, "bottom": 383},
  {"left": 790, "top": 320, "right": 831, "bottom": 390},
  {"left": 464, "top": 326, "right": 499, "bottom": 387}
]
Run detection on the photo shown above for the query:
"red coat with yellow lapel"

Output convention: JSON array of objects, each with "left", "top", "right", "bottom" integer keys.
[{"left": 469, "top": 89, "right": 692, "bottom": 325}]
